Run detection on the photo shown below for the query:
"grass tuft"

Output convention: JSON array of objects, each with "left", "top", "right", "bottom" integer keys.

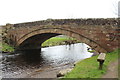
[{"left": 1, "top": 43, "right": 14, "bottom": 52}]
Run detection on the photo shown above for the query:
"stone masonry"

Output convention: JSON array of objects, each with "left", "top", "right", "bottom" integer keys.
[{"left": 2, "top": 18, "right": 119, "bottom": 53}]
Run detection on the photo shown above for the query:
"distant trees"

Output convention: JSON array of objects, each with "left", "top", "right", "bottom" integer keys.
[
  {"left": 118, "top": 1, "right": 120, "bottom": 17},
  {"left": 112, "top": 0, "right": 120, "bottom": 17}
]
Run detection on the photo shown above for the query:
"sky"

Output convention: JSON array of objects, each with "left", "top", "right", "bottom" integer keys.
[{"left": 0, "top": 0, "right": 119, "bottom": 25}]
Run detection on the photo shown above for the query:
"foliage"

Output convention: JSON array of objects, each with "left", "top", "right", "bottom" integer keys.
[
  {"left": 1, "top": 43, "right": 14, "bottom": 52},
  {"left": 88, "top": 50, "right": 95, "bottom": 53}
]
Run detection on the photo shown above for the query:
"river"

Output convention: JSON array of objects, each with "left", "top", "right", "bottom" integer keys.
[{"left": 2, "top": 43, "right": 93, "bottom": 78}]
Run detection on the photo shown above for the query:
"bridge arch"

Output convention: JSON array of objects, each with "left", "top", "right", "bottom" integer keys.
[{"left": 17, "top": 27, "right": 107, "bottom": 53}]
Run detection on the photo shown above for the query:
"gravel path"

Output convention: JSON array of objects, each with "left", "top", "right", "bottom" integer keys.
[{"left": 102, "top": 59, "right": 118, "bottom": 78}]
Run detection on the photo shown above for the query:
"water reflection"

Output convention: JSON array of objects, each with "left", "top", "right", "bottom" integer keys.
[
  {"left": 41, "top": 43, "right": 93, "bottom": 67},
  {"left": 2, "top": 43, "right": 93, "bottom": 78},
  {"left": 21, "top": 50, "right": 42, "bottom": 64}
]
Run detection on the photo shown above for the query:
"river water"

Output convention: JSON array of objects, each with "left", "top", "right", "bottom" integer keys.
[{"left": 2, "top": 43, "right": 93, "bottom": 78}]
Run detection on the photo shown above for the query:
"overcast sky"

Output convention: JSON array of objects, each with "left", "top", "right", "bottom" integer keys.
[{"left": 0, "top": 0, "right": 119, "bottom": 25}]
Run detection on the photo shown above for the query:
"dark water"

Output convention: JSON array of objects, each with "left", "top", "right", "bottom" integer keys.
[{"left": 1, "top": 43, "right": 93, "bottom": 78}]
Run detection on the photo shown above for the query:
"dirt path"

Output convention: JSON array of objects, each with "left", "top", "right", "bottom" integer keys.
[{"left": 102, "top": 59, "right": 118, "bottom": 78}]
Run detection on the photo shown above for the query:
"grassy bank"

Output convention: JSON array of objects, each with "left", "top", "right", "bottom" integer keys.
[
  {"left": 42, "top": 37, "right": 79, "bottom": 47},
  {"left": 1, "top": 43, "right": 14, "bottom": 52},
  {"left": 62, "top": 49, "right": 119, "bottom": 78}
]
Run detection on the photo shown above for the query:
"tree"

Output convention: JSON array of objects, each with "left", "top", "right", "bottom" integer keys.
[
  {"left": 112, "top": 0, "right": 120, "bottom": 17},
  {"left": 118, "top": 1, "right": 120, "bottom": 17}
]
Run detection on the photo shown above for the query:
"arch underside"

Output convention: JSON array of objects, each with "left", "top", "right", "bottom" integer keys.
[{"left": 17, "top": 28, "right": 108, "bottom": 53}]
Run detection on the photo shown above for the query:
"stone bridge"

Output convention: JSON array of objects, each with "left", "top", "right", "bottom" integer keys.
[{"left": 3, "top": 18, "right": 119, "bottom": 53}]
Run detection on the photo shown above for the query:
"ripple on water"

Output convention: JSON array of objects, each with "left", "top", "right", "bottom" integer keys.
[{"left": 2, "top": 43, "right": 93, "bottom": 78}]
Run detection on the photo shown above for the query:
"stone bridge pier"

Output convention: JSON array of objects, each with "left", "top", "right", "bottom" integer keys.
[{"left": 3, "top": 18, "right": 119, "bottom": 53}]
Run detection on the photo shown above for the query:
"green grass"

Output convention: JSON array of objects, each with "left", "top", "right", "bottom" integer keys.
[
  {"left": 61, "top": 49, "right": 119, "bottom": 79},
  {"left": 1, "top": 43, "right": 14, "bottom": 52},
  {"left": 88, "top": 50, "right": 95, "bottom": 53},
  {"left": 42, "top": 37, "right": 79, "bottom": 47}
]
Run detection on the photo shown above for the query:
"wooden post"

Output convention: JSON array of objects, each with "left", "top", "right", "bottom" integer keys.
[
  {"left": 97, "top": 59, "right": 104, "bottom": 70},
  {"left": 97, "top": 53, "right": 106, "bottom": 70}
]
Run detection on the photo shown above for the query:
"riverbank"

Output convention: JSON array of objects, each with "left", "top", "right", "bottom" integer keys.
[
  {"left": 1, "top": 42, "right": 14, "bottom": 53},
  {"left": 2, "top": 43, "right": 92, "bottom": 78},
  {"left": 42, "top": 37, "right": 79, "bottom": 47},
  {"left": 61, "top": 49, "right": 119, "bottom": 79},
  {"left": 1, "top": 37, "right": 79, "bottom": 52}
]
